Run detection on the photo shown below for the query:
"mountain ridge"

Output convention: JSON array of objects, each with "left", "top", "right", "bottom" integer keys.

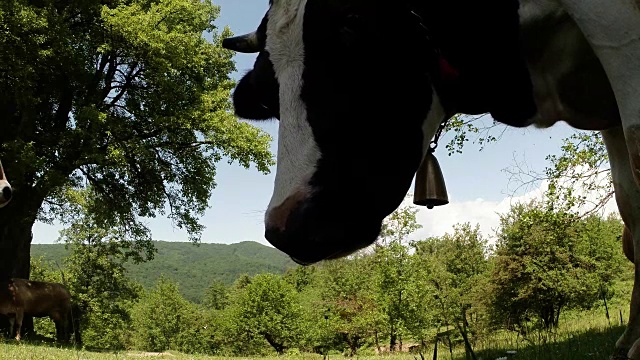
[{"left": 31, "top": 240, "right": 297, "bottom": 303}]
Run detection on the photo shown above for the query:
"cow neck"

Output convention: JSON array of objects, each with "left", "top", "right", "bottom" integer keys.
[
  {"left": 407, "top": 8, "right": 458, "bottom": 80},
  {"left": 403, "top": 5, "right": 459, "bottom": 116}
]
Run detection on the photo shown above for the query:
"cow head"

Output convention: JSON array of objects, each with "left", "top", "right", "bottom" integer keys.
[
  {"left": 0, "top": 161, "right": 11, "bottom": 208},
  {"left": 224, "top": 0, "right": 447, "bottom": 264}
]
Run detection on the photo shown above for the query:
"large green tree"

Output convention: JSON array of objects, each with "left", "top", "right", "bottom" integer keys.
[
  {"left": 372, "top": 203, "right": 422, "bottom": 352},
  {"left": 412, "top": 223, "right": 490, "bottom": 359},
  {"left": 60, "top": 213, "right": 144, "bottom": 349},
  {"left": 315, "top": 256, "right": 381, "bottom": 356},
  {"left": 203, "top": 279, "right": 229, "bottom": 310},
  {"left": 229, "top": 273, "right": 303, "bottom": 355},
  {"left": 0, "top": 0, "right": 273, "bottom": 278},
  {"left": 131, "top": 276, "right": 193, "bottom": 352},
  {"left": 489, "top": 201, "right": 625, "bottom": 332}
]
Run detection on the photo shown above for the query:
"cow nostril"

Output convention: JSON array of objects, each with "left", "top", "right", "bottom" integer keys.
[{"left": 1, "top": 186, "right": 10, "bottom": 201}]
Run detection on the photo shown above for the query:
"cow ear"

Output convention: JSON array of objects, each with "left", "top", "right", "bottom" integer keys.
[{"left": 232, "top": 70, "right": 279, "bottom": 121}]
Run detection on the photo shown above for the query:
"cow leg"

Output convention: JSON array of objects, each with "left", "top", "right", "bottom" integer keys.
[
  {"left": 621, "top": 223, "right": 640, "bottom": 357},
  {"left": 8, "top": 317, "right": 14, "bottom": 339},
  {"left": 632, "top": 340, "right": 640, "bottom": 360},
  {"left": 13, "top": 311, "right": 22, "bottom": 341},
  {"left": 56, "top": 316, "right": 71, "bottom": 343},
  {"left": 602, "top": 128, "right": 640, "bottom": 358},
  {"left": 559, "top": 0, "right": 640, "bottom": 357},
  {"left": 54, "top": 320, "right": 64, "bottom": 342},
  {"left": 51, "top": 311, "right": 68, "bottom": 343}
]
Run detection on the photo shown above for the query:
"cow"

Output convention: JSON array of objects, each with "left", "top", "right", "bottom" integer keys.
[
  {"left": 0, "top": 280, "right": 23, "bottom": 340},
  {"left": 0, "top": 160, "right": 11, "bottom": 208},
  {"left": 221, "top": 0, "right": 640, "bottom": 358},
  {"left": 0, "top": 279, "right": 80, "bottom": 344}
]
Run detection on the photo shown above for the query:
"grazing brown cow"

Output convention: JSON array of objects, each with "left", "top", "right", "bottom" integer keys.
[{"left": 0, "top": 279, "right": 80, "bottom": 343}]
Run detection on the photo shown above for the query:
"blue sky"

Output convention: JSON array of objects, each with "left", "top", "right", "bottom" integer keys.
[{"left": 32, "top": 0, "right": 580, "bottom": 245}]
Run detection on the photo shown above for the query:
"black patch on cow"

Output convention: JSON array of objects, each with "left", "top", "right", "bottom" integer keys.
[
  {"left": 270, "top": 1, "right": 436, "bottom": 263},
  {"left": 415, "top": 0, "right": 537, "bottom": 126},
  {"left": 232, "top": 51, "right": 280, "bottom": 120},
  {"left": 230, "top": 12, "right": 280, "bottom": 120}
]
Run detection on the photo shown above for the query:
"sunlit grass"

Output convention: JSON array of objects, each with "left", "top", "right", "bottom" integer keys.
[{"left": 0, "top": 306, "right": 629, "bottom": 360}]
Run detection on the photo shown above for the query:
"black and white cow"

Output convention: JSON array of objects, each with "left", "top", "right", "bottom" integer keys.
[
  {"left": 0, "top": 161, "right": 11, "bottom": 208},
  {"left": 223, "top": 0, "right": 640, "bottom": 358}
]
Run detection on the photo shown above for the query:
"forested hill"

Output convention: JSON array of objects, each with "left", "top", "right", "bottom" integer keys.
[{"left": 31, "top": 240, "right": 297, "bottom": 303}]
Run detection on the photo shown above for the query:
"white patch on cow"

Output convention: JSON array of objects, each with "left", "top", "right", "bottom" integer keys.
[
  {"left": 264, "top": 0, "right": 318, "bottom": 212},
  {"left": 0, "top": 181, "right": 10, "bottom": 208},
  {"left": 0, "top": 161, "right": 10, "bottom": 208}
]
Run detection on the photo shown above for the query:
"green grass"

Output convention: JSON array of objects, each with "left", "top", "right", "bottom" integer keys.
[
  {"left": 0, "top": 343, "right": 228, "bottom": 360},
  {"left": 421, "top": 310, "right": 626, "bottom": 360},
  {"left": 0, "top": 305, "right": 630, "bottom": 360},
  {"left": 0, "top": 325, "right": 625, "bottom": 360}
]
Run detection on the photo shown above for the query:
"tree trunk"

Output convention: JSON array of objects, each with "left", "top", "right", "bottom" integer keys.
[
  {"left": 463, "top": 313, "right": 470, "bottom": 360},
  {"left": 390, "top": 331, "right": 397, "bottom": 352},
  {"left": 345, "top": 334, "right": 361, "bottom": 357},
  {"left": 263, "top": 333, "right": 286, "bottom": 354},
  {"left": 0, "top": 192, "right": 42, "bottom": 338},
  {"left": 602, "top": 290, "right": 611, "bottom": 326},
  {"left": 460, "top": 307, "right": 477, "bottom": 360},
  {"left": 0, "top": 210, "right": 36, "bottom": 279},
  {"left": 458, "top": 323, "right": 477, "bottom": 360},
  {"left": 432, "top": 338, "right": 438, "bottom": 360},
  {"left": 553, "top": 304, "right": 563, "bottom": 329}
]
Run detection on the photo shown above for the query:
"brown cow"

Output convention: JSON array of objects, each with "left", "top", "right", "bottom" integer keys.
[{"left": 0, "top": 279, "right": 80, "bottom": 343}]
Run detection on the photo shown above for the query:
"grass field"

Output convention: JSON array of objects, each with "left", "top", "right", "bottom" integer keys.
[
  {"left": 1, "top": 287, "right": 633, "bottom": 360},
  {"left": 0, "top": 322, "right": 626, "bottom": 360}
]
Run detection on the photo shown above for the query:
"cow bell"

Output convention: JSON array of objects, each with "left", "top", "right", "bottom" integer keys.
[{"left": 413, "top": 150, "right": 449, "bottom": 209}]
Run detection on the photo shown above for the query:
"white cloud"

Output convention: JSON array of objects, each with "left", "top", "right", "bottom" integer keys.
[
  {"left": 402, "top": 173, "right": 619, "bottom": 244},
  {"left": 32, "top": 166, "right": 620, "bottom": 250}
]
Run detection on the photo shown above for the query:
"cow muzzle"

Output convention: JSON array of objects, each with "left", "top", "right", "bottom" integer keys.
[{"left": 264, "top": 194, "right": 382, "bottom": 264}]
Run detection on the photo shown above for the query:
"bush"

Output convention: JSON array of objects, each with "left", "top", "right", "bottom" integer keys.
[
  {"left": 228, "top": 273, "right": 303, "bottom": 355},
  {"left": 131, "top": 276, "right": 225, "bottom": 354}
]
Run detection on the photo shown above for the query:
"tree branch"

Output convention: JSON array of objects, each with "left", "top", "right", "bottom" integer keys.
[{"left": 107, "top": 63, "right": 141, "bottom": 108}]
